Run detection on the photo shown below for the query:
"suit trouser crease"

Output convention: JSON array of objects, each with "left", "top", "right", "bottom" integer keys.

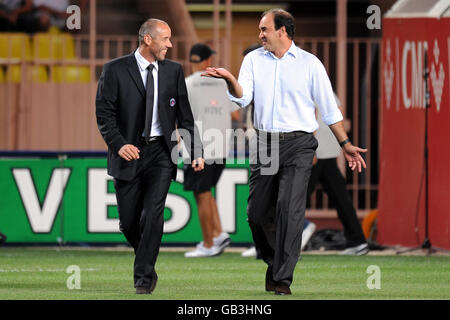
[
  {"left": 307, "top": 158, "right": 366, "bottom": 247},
  {"left": 248, "top": 134, "right": 317, "bottom": 286},
  {"left": 114, "top": 141, "right": 174, "bottom": 288}
]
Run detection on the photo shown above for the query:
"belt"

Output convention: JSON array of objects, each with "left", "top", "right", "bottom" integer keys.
[
  {"left": 256, "top": 129, "right": 310, "bottom": 141},
  {"left": 141, "top": 136, "right": 163, "bottom": 144}
]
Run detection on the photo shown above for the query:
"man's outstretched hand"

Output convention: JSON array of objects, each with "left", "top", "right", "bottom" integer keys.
[
  {"left": 202, "top": 67, "right": 243, "bottom": 99},
  {"left": 201, "top": 67, "right": 232, "bottom": 79},
  {"left": 342, "top": 144, "right": 368, "bottom": 172}
]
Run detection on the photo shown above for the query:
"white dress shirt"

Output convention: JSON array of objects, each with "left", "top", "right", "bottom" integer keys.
[
  {"left": 134, "top": 49, "right": 163, "bottom": 137},
  {"left": 315, "top": 94, "right": 342, "bottom": 159},
  {"left": 228, "top": 41, "right": 343, "bottom": 133}
]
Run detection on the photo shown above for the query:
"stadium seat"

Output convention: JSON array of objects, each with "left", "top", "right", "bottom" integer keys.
[
  {"left": 0, "top": 33, "right": 32, "bottom": 61},
  {"left": 33, "top": 33, "right": 76, "bottom": 60},
  {"left": 56, "top": 34, "right": 76, "bottom": 60},
  {"left": 30, "top": 65, "right": 48, "bottom": 83},
  {"left": 0, "top": 35, "right": 6, "bottom": 59},
  {"left": 0, "top": 67, "right": 5, "bottom": 83},
  {"left": 6, "top": 65, "right": 49, "bottom": 83},
  {"left": 53, "top": 65, "right": 90, "bottom": 83},
  {"left": 6, "top": 65, "right": 21, "bottom": 83},
  {"left": 48, "top": 26, "right": 61, "bottom": 34}
]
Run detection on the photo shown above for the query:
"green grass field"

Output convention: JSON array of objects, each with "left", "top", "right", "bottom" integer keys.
[{"left": 0, "top": 247, "right": 449, "bottom": 300}]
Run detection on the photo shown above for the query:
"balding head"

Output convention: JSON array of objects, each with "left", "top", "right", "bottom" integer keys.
[
  {"left": 138, "top": 18, "right": 169, "bottom": 45},
  {"left": 137, "top": 18, "right": 172, "bottom": 62}
]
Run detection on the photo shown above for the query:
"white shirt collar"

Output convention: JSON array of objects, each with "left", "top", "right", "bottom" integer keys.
[
  {"left": 134, "top": 49, "right": 158, "bottom": 72},
  {"left": 264, "top": 40, "right": 298, "bottom": 59},
  {"left": 286, "top": 41, "right": 298, "bottom": 58}
]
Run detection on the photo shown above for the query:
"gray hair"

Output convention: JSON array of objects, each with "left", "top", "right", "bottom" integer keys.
[{"left": 138, "top": 18, "right": 168, "bottom": 45}]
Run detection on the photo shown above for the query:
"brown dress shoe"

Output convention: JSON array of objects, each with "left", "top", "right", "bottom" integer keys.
[
  {"left": 265, "top": 267, "right": 276, "bottom": 292},
  {"left": 274, "top": 284, "right": 292, "bottom": 295}
]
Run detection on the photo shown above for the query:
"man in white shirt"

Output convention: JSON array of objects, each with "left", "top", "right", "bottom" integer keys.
[
  {"left": 183, "top": 43, "right": 239, "bottom": 257},
  {"left": 202, "top": 8, "right": 367, "bottom": 295}
]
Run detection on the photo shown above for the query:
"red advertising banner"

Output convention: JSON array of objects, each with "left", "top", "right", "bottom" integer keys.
[{"left": 379, "top": 17, "right": 450, "bottom": 249}]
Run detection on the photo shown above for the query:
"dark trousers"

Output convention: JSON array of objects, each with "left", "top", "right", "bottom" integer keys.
[
  {"left": 307, "top": 158, "right": 366, "bottom": 247},
  {"left": 247, "top": 133, "right": 317, "bottom": 287},
  {"left": 113, "top": 140, "right": 174, "bottom": 288}
]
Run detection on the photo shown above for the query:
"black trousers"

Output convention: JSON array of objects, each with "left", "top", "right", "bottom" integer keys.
[
  {"left": 307, "top": 158, "right": 366, "bottom": 247},
  {"left": 113, "top": 139, "right": 174, "bottom": 288},
  {"left": 247, "top": 133, "right": 317, "bottom": 287}
]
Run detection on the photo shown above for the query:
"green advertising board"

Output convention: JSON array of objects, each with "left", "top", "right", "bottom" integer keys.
[{"left": 0, "top": 156, "right": 252, "bottom": 244}]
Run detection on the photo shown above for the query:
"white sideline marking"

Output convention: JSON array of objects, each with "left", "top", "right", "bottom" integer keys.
[{"left": 0, "top": 267, "right": 99, "bottom": 273}]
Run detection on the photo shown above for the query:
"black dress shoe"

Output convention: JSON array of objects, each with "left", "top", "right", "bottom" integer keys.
[
  {"left": 274, "top": 284, "right": 292, "bottom": 295},
  {"left": 265, "top": 267, "right": 276, "bottom": 292},
  {"left": 149, "top": 273, "right": 158, "bottom": 292},
  {"left": 136, "top": 287, "right": 152, "bottom": 294},
  {"left": 135, "top": 273, "right": 158, "bottom": 294}
]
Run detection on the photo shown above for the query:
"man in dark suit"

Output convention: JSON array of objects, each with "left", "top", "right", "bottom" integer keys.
[{"left": 96, "top": 18, "right": 204, "bottom": 294}]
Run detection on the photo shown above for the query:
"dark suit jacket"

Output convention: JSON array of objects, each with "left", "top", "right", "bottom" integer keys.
[{"left": 96, "top": 53, "right": 203, "bottom": 181}]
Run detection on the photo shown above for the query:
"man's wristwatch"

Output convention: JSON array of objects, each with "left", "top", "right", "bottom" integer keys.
[{"left": 339, "top": 139, "right": 351, "bottom": 147}]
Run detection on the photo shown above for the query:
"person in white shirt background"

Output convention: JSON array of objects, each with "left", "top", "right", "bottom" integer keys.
[
  {"left": 202, "top": 8, "right": 367, "bottom": 295},
  {"left": 307, "top": 96, "right": 369, "bottom": 256},
  {"left": 183, "top": 43, "right": 240, "bottom": 258}
]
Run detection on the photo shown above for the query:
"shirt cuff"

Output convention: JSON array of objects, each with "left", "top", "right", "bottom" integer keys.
[
  {"left": 321, "top": 111, "right": 343, "bottom": 126},
  {"left": 226, "top": 91, "right": 246, "bottom": 108}
]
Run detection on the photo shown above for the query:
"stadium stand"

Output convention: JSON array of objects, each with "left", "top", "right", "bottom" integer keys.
[
  {"left": 0, "top": 29, "right": 81, "bottom": 83},
  {"left": 0, "top": 32, "right": 32, "bottom": 60},
  {"left": 33, "top": 31, "right": 76, "bottom": 61},
  {"left": 53, "top": 65, "right": 89, "bottom": 83}
]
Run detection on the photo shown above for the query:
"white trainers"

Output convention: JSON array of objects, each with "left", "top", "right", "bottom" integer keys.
[
  {"left": 340, "top": 242, "right": 369, "bottom": 256},
  {"left": 301, "top": 222, "right": 316, "bottom": 251},
  {"left": 184, "top": 242, "right": 221, "bottom": 258},
  {"left": 214, "top": 232, "right": 231, "bottom": 253},
  {"left": 241, "top": 246, "right": 257, "bottom": 257}
]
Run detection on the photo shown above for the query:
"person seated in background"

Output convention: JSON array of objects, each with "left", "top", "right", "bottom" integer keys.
[
  {"left": 2, "top": 0, "right": 88, "bottom": 33},
  {"left": 29, "top": 0, "right": 70, "bottom": 32},
  {"left": 0, "top": 0, "right": 32, "bottom": 31}
]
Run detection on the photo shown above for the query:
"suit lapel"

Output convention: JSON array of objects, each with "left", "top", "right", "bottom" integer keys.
[{"left": 126, "top": 54, "right": 145, "bottom": 97}]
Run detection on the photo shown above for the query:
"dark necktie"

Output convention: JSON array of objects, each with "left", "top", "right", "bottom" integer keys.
[{"left": 144, "top": 64, "right": 155, "bottom": 142}]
